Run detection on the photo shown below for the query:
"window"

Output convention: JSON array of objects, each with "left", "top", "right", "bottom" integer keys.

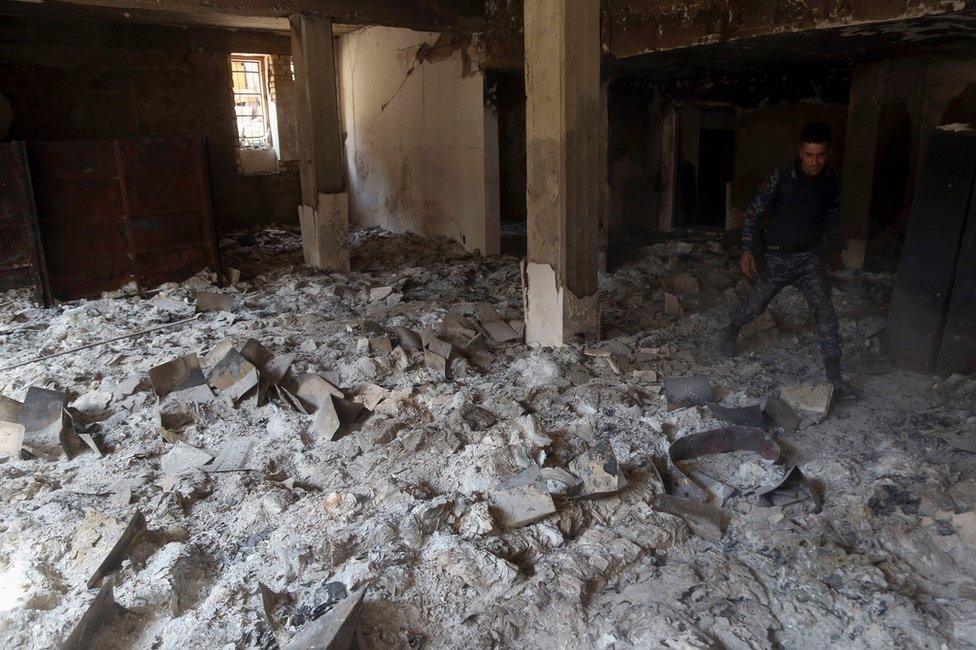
[{"left": 231, "top": 56, "right": 271, "bottom": 149}]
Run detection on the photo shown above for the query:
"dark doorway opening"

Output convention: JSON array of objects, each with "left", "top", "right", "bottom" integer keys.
[
  {"left": 697, "top": 128, "right": 735, "bottom": 228},
  {"left": 489, "top": 71, "right": 527, "bottom": 256}
]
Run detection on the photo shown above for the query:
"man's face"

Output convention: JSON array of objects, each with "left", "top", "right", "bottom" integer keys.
[{"left": 798, "top": 142, "right": 830, "bottom": 177}]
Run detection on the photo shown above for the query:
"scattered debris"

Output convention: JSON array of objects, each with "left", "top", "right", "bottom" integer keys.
[
  {"left": 664, "top": 374, "right": 713, "bottom": 407},
  {"left": 150, "top": 354, "right": 213, "bottom": 402},
  {"left": 780, "top": 382, "right": 834, "bottom": 420},
  {"left": 61, "top": 580, "right": 121, "bottom": 650},
  {"left": 756, "top": 465, "right": 822, "bottom": 513},
  {"left": 490, "top": 466, "right": 557, "bottom": 528},
  {"left": 195, "top": 291, "right": 241, "bottom": 313},
  {"left": 569, "top": 440, "right": 628, "bottom": 497},
  {"left": 88, "top": 511, "right": 147, "bottom": 588},
  {"left": 708, "top": 404, "right": 765, "bottom": 428},
  {"left": 284, "top": 585, "right": 367, "bottom": 650}
]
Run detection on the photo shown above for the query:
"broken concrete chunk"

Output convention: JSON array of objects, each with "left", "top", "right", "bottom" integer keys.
[
  {"left": 569, "top": 440, "right": 628, "bottom": 497},
  {"left": 88, "top": 510, "right": 147, "bottom": 588},
  {"left": 427, "top": 336, "right": 454, "bottom": 361},
  {"left": 284, "top": 585, "right": 366, "bottom": 650},
  {"left": 0, "top": 393, "right": 23, "bottom": 423},
  {"left": 489, "top": 466, "right": 557, "bottom": 528},
  {"left": 263, "top": 353, "right": 295, "bottom": 385},
  {"left": 707, "top": 404, "right": 765, "bottom": 428},
  {"left": 18, "top": 386, "right": 70, "bottom": 456},
  {"left": 424, "top": 349, "right": 450, "bottom": 379},
  {"left": 780, "top": 383, "right": 834, "bottom": 420},
  {"left": 483, "top": 319, "right": 519, "bottom": 343},
  {"left": 541, "top": 466, "right": 583, "bottom": 495},
  {"left": 664, "top": 292, "right": 683, "bottom": 318},
  {"left": 368, "top": 285, "right": 393, "bottom": 302},
  {"left": 208, "top": 349, "right": 259, "bottom": 402},
  {"left": 195, "top": 291, "right": 241, "bottom": 313},
  {"left": 351, "top": 383, "right": 390, "bottom": 411},
  {"left": 369, "top": 335, "right": 393, "bottom": 355},
  {"left": 461, "top": 405, "right": 497, "bottom": 431},
  {"left": 474, "top": 303, "right": 501, "bottom": 323},
  {"left": 0, "top": 420, "right": 26, "bottom": 458},
  {"left": 297, "top": 373, "right": 344, "bottom": 403},
  {"left": 756, "top": 465, "right": 821, "bottom": 513},
  {"left": 207, "top": 439, "right": 253, "bottom": 473},
  {"left": 311, "top": 396, "right": 342, "bottom": 441},
  {"left": 664, "top": 375, "right": 713, "bottom": 407},
  {"left": 664, "top": 272, "right": 700, "bottom": 295},
  {"left": 509, "top": 320, "right": 525, "bottom": 338},
  {"left": 150, "top": 354, "right": 208, "bottom": 399},
  {"left": 761, "top": 395, "right": 800, "bottom": 434},
  {"left": 62, "top": 579, "right": 121, "bottom": 650},
  {"left": 393, "top": 326, "right": 422, "bottom": 350},
  {"left": 161, "top": 441, "right": 214, "bottom": 475}
]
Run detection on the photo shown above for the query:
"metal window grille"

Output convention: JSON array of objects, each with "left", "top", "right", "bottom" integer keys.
[{"left": 231, "top": 56, "right": 270, "bottom": 148}]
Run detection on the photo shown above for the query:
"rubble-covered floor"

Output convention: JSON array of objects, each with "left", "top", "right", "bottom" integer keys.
[{"left": 1, "top": 226, "right": 975, "bottom": 649}]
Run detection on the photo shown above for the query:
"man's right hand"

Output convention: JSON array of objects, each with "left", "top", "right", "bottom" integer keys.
[{"left": 740, "top": 251, "right": 759, "bottom": 280}]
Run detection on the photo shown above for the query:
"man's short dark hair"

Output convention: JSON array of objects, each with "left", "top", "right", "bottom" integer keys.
[{"left": 801, "top": 122, "right": 832, "bottom": 145}]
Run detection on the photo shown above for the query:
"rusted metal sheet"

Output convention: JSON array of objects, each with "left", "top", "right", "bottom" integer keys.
[
  {"left": 24, "top": 137, "right": 221, "bottom": 300},
  {"left": 0, "top": 142, "right": 50, "bottom": 305}
]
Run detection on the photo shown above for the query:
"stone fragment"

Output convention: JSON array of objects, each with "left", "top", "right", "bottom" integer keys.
[
  {"left": 780, "top": 383, "right": 834, "bottom": 420},
  {"left": 664, "top": 375, "right": 712, "bottom": 407},
  {"left": 207, "top": 439, "right": 253, "bottom": 473},
  {"left": 150, "top": 355, "right": 208, "bottom": 399},
  {"left": 664, "top": 292, "right": 683, "bottom": 318},
  {"left": 369, "top": 335, "right": 393, "bottom": 355},
  {"left": 368, "top": 285, "right": 393, "bottom": 302},
  {"left": 312, "top": 396, "right": 342, "bottom": 441},
  {"left": 88, "top": 510, "right": 147, "bottom": 588},
  {"left": 195, "top": 291, "right": 241, "bottom": 313},
  {"left": 208, "top": 349, "right": 259, "bottom": 402},
  {"left": 708, "top": 404, "right": 765, "bottom": 428},
  {"left": 284, "top": 585, "right": 366, "bottom": 650},
  {"left": 62, "top": 580, "right": 121, "bottom": 650},
  {"left": 569, "top": 440, "right": 627, "bottom": 497},
  {"left": 351, "top": 383, "right": 389, "bottom": 411},
  {"left": 761, "top": 395, "right": 799, "bottom": 434},
  {"left": 424, "top": 350, "right": 450, "bottom": 379},
  {"left": 740, "top": 311, "right": 776, "bottom": 340},
  {"left": 0, "top": 420, "right": 25, "bottom": 458},
  {"left": 489, "top": 466, "right": 556, "bottom": 528},
  {"left": 483, "top": 319, "right": 519, "bottom": 343},
  {"left": 161, "top": 441, "right": 214, "bottom": 475},
  {"left": 393, "top": 326, "right": 422, "bottom": 350},
  {"left": 664, "top": 272, "right": 700, "bottom": 295}
]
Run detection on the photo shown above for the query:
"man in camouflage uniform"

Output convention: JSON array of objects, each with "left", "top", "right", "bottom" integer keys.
[{"left": 720, "top": 122, "right": 846, "bottom": 388}]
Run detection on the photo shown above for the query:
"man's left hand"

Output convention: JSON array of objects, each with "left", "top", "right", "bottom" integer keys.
[{"left": 828, "top": 253, "right": 845, "bottom": 271}]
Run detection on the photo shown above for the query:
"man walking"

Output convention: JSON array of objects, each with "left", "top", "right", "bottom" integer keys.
[{"left": 720, "top": 122, "right": 846, "bottom": 389}]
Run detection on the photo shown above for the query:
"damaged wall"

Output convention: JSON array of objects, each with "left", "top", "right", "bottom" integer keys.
[
  {"left": 0, "top": 15, "right": 300, "bottom": 231},
  {"left": 734, "top": 103, "right": 848, "bottom": 214},
  {"left": 338, "top": 26, "right": 500, "bottom": 256},
  {"left": 841, "top": 55, "right": 976, "bottom": 267}
]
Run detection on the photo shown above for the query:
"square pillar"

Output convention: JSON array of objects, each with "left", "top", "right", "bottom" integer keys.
[
  {"left": 522, "top": 0, "right": 601, "bottom": 347},
  {"left": 290, "top": 13, "right": 349, "bottom": 271}
]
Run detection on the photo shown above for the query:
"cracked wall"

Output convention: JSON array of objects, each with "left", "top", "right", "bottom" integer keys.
[{"left": 337, "top": 26, "right": 500, "bottom": 256}]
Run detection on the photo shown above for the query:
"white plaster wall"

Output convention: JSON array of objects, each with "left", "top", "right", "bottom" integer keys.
[{"left": 337, "top": 26, "right": 499, "bottom": 255}]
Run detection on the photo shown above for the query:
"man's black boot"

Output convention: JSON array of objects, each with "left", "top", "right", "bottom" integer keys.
[{"left": 719, "top": 325, "right": 740, "bottom": 358}]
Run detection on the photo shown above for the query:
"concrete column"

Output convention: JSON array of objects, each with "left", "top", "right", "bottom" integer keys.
[
  {"left": 522, "top": 0, "right": 601, "bottom": 347},
  {"left": 290, "top": 13, "right": 349, "bottom": 271},
  {"left": 659, "top": 108, "right": 678, "bottom": 233}
]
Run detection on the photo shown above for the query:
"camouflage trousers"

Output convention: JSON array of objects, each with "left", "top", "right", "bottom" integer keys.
[{"left": 729, "top": 250, "right": 841, "bottom": 360}]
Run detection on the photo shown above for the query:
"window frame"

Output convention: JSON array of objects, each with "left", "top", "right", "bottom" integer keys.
[{"left": 231, "top": 54, "right": 273, "bottom": 150}]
